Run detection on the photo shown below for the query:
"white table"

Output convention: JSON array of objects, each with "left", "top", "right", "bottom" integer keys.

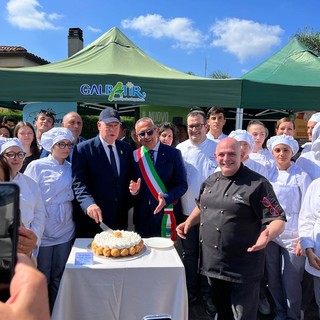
[{"left": 52, "top": 238, "right": 188, "bottom": 320}]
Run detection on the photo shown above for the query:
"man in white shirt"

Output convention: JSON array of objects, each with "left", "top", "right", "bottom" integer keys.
[
  {"left": 301, "top": 112, "right": 320, "bottom": 153},
  {"left": 206, "top": 106, "right": 228, "bottom": 142},
  {"left": 176, "top": 110, "right": 217, "bottom": 316}
]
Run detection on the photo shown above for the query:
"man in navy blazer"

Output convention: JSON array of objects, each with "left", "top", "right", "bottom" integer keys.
[
  {"left": 129, "top": 117, "right": 187, "bottom": 238},
  {"left": 72, "top": 108, "right": 133, "bottom": 238}
]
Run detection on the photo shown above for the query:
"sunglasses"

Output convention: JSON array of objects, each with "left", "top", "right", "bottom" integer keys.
[
  {"left": 138, "top": 129, "right": 155, "bottom": 138},
  {"left": 261, "top": 197, "right": 280, "bottom": 216},
  {"left": 4, "top": 151, "right": 26, "bottom": 159}
]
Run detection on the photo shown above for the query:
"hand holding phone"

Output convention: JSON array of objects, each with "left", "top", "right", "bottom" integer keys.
[
  {"left": 18, "top": 227, "right": 37, "bottom": 257},
  {"left": 0, "top": 183, "right": 20, "bottom": 302},
  {"left": 0, "top": 254, "right": 50, "bottom": 320}
]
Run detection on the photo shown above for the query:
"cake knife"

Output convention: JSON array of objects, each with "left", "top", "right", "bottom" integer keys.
[{"left": 99, "top": 221, "right": 114, "bottom": 234}]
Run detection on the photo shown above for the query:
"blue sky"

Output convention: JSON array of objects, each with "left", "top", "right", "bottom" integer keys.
[{"left": 1, "top": 0, "right": 319, "bottom": 78}]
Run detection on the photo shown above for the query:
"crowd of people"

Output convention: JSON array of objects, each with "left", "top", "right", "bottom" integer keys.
[{"left": 1, "top": 107, "right": 320, "bottom": 320}]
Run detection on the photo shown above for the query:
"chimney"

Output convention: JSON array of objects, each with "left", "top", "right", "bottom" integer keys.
[{"left": 68, "top": 28, "right": 83, "bottom": 57}]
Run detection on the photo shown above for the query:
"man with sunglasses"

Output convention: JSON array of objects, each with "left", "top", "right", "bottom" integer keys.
[
  {"left": 129, "top": 117, "right": 187, "bottom": 238},
  {"left": 72, "top": 107, "right": 134, "bottom": 238},
  {"left": 176, "top": 137, "right": 286, "bottom": 320}
]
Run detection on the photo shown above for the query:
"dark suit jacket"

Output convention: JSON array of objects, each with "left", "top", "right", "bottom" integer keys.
[
  {"left": 133, "top": 143, "right": 187, "bottom": 237},
  {"left": 72, "top": 136, "right": 133, "bottom": 237}
]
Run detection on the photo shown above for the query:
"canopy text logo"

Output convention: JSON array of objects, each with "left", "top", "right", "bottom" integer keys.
[{"left": 80, "top": 81, "right": 146, "bottom": 102}]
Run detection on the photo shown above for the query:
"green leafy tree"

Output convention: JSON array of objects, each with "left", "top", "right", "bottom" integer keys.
[
  {"left": 209, "top": 70, "right": 231, "bottom": 79},
  {"left": 295, "top": 27, "right": 320, "bottom": 56}
]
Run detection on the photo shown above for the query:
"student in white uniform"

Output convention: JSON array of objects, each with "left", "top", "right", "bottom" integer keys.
[
  {"left": 247, "top": 120, "right": 275, "bottom": 171},
  {"left": 0, "top": 138, "right": 45, "bottom": 258},
  {"left": 176, "top": 110, "right": 217, "bottom": 315},
  {"left": 24, "top": 128, "right": 75, "bottom": 312},
  {"left": 301, "top": 112, "right": 320, "bottom": 154},
  {"left": 296, "top": 122, "right": 320, "bottom": 180},
  {"left": 228, "top": 130, "right": 268, "bottom": 178},
  {"left": 299, "top": 177, "right": 320, "bottom": 318},
  {"left": 265, "top": 135, "right": 312, "bottom": 320}
]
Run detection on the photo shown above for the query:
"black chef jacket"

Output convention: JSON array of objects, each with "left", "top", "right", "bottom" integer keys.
[{"left": 197, "top": 164, "right": 286, "bottom": 284}]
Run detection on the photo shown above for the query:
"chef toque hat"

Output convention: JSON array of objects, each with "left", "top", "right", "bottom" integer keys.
[
  {"left": 0, "top": 137, "right": 25, "bottom": 154},
  {"left": 228, "top": 130, "right": 254, "bottom": 152},
  {"left": 309, "top": 112, "right": 320, "bottom": 123},
  {"left": 40, "top": 127, "right": 74, "bottom": 151},
  {"left": 266, "top": 134, "right": 299, "bottom": 156}
]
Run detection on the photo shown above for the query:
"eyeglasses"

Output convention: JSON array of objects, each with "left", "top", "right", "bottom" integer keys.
[
  {"left": 4, "top": 151, "right": 26, "bottom": 159},
  {"left": 187, "top": 124, "right": 205, "bottom": 130},
  {"left": 138, "top": 129, "right": 155, "bottom": 138},
  {"left": 261, "top": 197, "right": 280, "bottom": 216},
  {"left": 56, "top": 142, "right": 73, "bottom": 149}
]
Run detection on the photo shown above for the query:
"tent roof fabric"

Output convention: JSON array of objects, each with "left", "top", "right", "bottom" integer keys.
[
  {"left": 242, "top": 38, "right": 320, "bottom": 86},
  {"left": 240, "top": 38, "right": 320, "bottom": 110},
  {"left": 0, "top": 30, "right": 320, "bottom": 110},
  {"left": 21, "top": 27, "right": 205, "bottom": 78},
  {"left": 0, "top": 27, "right": 241, "bottom": 107}
]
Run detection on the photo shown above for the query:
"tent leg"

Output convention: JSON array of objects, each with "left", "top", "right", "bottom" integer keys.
[{"left": 235, "top": 108, "right": 243, "bottom": 129}]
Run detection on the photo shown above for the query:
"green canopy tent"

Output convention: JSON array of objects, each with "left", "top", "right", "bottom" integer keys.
[
  {"left": 0, "top": 30, "right": 319, "bottom": 115},
  {"left": 0, "top": 27, "right": 241, "bottom": 109},
  {"left": 240, "top": 37, "right": 320, "bottom": 111}
]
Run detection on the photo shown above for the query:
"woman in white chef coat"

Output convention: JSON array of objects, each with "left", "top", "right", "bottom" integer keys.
[
  {"left": 0, "top": 138, "right": 45, "bottom": 258},
  {"left": 296, "top": 122, "right": 320, "bottom": 181},
  {"left": 265, "top": 134, "right": 312, "bottom": 320},
  {"left": 228, "top": 129, "right": 268, "bottom": 178},
  {"left": 24, "top": 127, "right": 75, "bottom": 312},
  {"left": 299, "top": 177, "right": 320, "bottom": 318}
]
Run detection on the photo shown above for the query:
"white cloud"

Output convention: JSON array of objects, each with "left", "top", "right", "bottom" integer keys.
[
  {"left": 210, "top": 18, "right": 284, "bottom": 63},
  {"left": 6, "top": 0, "right": 62, "bottom": 30},
  {"left": 121, "top": 14, "right": 206, "bottom": 50},
  {"left": 87, "top": 26, "right": 102, "bottom": 33}
]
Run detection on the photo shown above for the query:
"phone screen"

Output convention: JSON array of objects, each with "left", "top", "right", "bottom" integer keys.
[{"left": 0, "top": 183, "right": 20, "bottom": 302}]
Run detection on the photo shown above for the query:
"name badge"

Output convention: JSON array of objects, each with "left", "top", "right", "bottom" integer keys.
[{"left": 75, "top": 252, "right": 93, "bottom": 265}]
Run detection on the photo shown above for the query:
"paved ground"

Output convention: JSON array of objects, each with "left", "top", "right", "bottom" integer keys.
[
  {"left": 173, "top": 238, "right": 319, "bottom": 320},
  {"left": 188, "top": 293, "right": 319, "bottom": 320},
  {"left": 127, "top": 212, "right": 319, "bottom": 320}
]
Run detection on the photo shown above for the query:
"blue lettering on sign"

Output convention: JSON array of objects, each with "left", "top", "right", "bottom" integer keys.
[{"left": 79, "top": 82, "right": 146, "bottom": 102}]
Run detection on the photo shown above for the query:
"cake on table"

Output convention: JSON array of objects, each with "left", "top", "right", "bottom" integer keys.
[{"left": 91, "top": 230, "right": 144, "bottom": 258}]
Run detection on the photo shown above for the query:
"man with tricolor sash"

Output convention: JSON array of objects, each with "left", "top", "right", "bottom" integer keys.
[{"left": 129, "top": 117, "right": 187, "bottom": 240}]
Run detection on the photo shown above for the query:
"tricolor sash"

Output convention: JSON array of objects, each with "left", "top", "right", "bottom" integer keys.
[{"left": 134, "top": 146, "right": 176, "bottom": 241}]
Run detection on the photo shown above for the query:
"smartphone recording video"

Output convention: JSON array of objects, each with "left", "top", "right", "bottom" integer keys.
[{"left": 0, "top": 183, "right": 20, "bottom": 302}]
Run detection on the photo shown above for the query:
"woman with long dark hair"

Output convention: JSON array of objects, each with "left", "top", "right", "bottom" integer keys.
[{"left": 14, "top": 121, "right": 40, "bottom": 173}]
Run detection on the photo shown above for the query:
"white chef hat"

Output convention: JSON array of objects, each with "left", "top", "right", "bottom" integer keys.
[
  {"left": 266, "top": 134, "right": 299, "bottom": 156},
  {"left": 40, "top": 127, "right": 74, "bottom": 151},
  {"left": 228, "top": 130, "right": 254, "bottom": 152},
  {"left": 309, "top": 112, "right": 320, "bottom": 123},
  {"left": 0, "top": 137, "right": 25, "bottom": 154},
  {"left": 312, "top": 122, "right": 320, "bottom": 143},
  {"left": 312, "top": 136, "right": 320, "bottom": 160}
]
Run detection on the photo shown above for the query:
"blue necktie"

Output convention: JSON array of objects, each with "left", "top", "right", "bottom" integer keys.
[
  {"left": 108, "top": 145, "right": 118, "bottom": 176},
  {"left": 148, "top": 150, "right": 155, "bottom": 165}
]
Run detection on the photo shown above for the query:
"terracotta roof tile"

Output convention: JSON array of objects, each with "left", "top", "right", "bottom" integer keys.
[{"left": 0, "top": 46, "right": 50, "bottom": 64}]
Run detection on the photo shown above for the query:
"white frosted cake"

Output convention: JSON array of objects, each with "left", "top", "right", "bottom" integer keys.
[{"left": 91, "top": 230, "right": 144, "bottom": 258}]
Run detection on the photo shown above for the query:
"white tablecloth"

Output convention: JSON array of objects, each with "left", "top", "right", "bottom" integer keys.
[{"left": 51, "top": 238, "right": 188, "bottom": 320}]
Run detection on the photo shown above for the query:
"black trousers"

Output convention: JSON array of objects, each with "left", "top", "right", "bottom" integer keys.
[{"left": 208, "top": 277, "right": 260, "bottom": 320}]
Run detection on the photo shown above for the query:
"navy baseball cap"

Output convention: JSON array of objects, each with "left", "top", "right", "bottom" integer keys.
[{"left": 99, "top": 107, "right": 121, "bottom": 123}]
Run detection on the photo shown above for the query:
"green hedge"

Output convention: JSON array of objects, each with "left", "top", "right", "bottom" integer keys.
[{"left": 0, "top": 109, "right": 135, "bottom": 140}]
